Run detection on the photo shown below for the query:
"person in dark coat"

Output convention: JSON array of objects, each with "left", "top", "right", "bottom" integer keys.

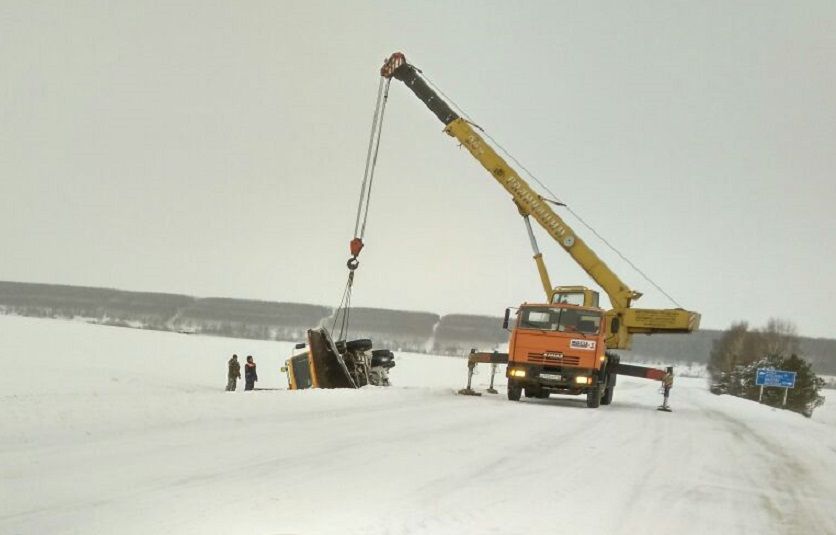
[
  {"left": 661, "top": 366, "right": 674, "bottom": 409},
  {"left": 244, "top": 355, "right": 258, "bottom": 391},
  {"left": 226, "top": 354, "right": 241, "bottom": 391}
]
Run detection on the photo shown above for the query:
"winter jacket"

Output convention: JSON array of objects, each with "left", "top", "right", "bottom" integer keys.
[
  {"left": 245, "top": 362, "right": 258, "bottom": 382},
  {"left": 228, "top": 359, "right": 241, "bottom": 379}
]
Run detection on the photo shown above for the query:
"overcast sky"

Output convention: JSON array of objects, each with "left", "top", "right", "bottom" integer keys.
[{"left": 1, "top": 1, "right": 834, "bottom": 338}]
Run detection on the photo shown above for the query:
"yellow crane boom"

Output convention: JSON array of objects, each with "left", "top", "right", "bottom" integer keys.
[{"left": 380, "top": 53, "right": 699, "bottom": 349}]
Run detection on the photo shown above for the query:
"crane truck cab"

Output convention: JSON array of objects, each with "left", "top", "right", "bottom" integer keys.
[{"left": 505, "top": 301, "right": 617, "bottom": 408}]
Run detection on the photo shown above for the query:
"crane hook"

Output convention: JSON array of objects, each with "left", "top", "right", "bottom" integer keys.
[{"left": 347, "top": 237, "right": 364, "bottom": 271}]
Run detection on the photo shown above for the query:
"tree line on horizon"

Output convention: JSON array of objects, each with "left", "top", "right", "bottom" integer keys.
[{"left": 0, "top": 281, "right": 834, "bottom": 374}]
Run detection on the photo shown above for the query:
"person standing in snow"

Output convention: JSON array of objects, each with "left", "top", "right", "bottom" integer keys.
[
  {"left": 226, "top": 354, "right": 241, "bottom": 391},
  {"left": 244, "top": 355, "right": 258, "bottom": 391},
  {"left": 661, "top": 366, "right": 674, "bottom": 408}
]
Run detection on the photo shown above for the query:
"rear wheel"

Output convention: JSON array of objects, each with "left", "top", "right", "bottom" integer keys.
[
  {"left": 605, "top": 352, "right": 621, "bottom": 374},
  {"left": 508, "top": 382, "right": 522, "bottom": 401},
  {"left": 601, "top": 384, "right": 614, "bottom": 405},
  {"left": 586, "top": 386, "right": 601, "bottom": 408}
]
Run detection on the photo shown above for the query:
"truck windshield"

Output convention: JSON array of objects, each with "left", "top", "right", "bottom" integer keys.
[{"left": 518, "top": 307, "right": 602, "bottom": 334}]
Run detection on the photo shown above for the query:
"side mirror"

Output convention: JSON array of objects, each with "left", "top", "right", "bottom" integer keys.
[
  {"left": 502, "top": 308, "right": 511, "bottom": 330},
  {"left": 280, "top": 366, "right": 288, "bottom": 373},
  {"left": 294, "top": 342, "right": 306, "bottom": 350}
]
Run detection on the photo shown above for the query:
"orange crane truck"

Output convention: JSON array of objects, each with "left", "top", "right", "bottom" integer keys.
[{"left": 379, "top": 53, "right": 700, "bottom": 407}]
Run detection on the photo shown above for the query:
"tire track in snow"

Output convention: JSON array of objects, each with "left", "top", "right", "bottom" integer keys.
[{"left": 697, "top": 405, "right": 835, "bottom": 534}]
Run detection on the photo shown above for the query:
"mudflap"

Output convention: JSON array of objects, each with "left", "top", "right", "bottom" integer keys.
[{"left": 307, "top": 328, "right": 357, "bottom": 389}]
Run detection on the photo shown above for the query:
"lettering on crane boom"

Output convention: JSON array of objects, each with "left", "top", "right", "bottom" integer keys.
[
  {"left": 630, "top": 309, "right": 683, "bottom": 326},
  {"left": 459, "top": 131, "right": 576, "bottom": 249},
  {"left": 505, "top": 172, "right": 574, "bottom": 247}
]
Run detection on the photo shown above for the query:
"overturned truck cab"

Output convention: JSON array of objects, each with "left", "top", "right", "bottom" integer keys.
[{"left": 282, "top": 327, "right": 395, "bottom": 390}]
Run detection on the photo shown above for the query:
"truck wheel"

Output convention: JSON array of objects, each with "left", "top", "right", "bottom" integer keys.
[
  {"left": 586, "top": 386, "right": 601, "bottom": 408},
  {"left": 508, "top": 382, "right": 522, "bottom": 401},
  {"left": 605, "top": 352, "right": 621, "bottom": 375},
  {"left": 601, "top": 384, "right": 614, "bottom": 405},
  {"left": 524, "top": 387, "right": 537, "bottom": 398},
  {"left": 346, "top": 338, "right": 373, "bottom": 351}
]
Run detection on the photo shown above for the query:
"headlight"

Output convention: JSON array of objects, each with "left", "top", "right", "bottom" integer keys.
[
  {"left": 575, "top": 376, "right": 590, "bottom": 384},
  {"left": 510, "top": 368, "right": 526, "bottom": 378}
]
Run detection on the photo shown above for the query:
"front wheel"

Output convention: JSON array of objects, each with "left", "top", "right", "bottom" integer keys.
[
  {"left": 586, "top": 386, "right": 601, "bottom": 408},
  {"left": 508, "top": 382, "right": 522, "bottom": 401}
]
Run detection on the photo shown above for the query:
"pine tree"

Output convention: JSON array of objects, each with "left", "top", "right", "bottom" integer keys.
[
  {"left": 781, "top": 354, "right": 825, "bottom": 417},
  {"left": 708, "top": 319, "right": 825, "bottom": 418}
]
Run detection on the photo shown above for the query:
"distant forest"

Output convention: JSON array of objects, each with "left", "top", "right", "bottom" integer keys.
[{"left": 1, "top": 281, "right": 834, "bottom": 374}]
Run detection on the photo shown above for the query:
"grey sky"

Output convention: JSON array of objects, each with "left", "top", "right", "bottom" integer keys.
[{"left": 1, "top": 1, "right": 834, "bottom": 338}]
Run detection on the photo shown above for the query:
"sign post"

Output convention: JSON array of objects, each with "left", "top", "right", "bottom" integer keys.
[{"left": 755, "top": 369, "right": 796, "bottom": 407}]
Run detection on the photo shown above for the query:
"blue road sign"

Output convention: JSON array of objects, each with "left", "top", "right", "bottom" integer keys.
[{"left": 755, "top": 369, "right": 796, "bottom": 388}]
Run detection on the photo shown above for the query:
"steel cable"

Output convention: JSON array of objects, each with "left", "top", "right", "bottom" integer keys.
[{"left": 418, "top": 71, "right": 684, "bottom": 308}]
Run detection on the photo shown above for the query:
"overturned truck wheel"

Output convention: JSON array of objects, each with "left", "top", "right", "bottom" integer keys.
[
  {"left": 346, "top": 338, "right": 373, "bottom": 352},
  {"left": 370, "top": 349, "right": 395, "bottom": 369}
]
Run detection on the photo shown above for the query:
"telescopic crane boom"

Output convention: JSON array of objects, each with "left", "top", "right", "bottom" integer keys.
[{"left": 380, "top": 52, "right": 699, "bottom": 349}]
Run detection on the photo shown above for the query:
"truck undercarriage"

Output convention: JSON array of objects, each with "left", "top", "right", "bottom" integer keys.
[{"left": 282, "top": 328, "right": 395, "bottom": 390}]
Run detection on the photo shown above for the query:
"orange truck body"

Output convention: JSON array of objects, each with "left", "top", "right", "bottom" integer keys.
[{"left": 505, "top": 303, "right": 616, "bottom": 405}]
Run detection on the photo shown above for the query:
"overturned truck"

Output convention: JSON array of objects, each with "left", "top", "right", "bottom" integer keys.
[{"left": 281, "top": 328, "right": 396, "bottom": 390}]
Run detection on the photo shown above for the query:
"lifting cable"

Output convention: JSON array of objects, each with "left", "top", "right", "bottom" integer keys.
[
  {"left": 418, "top": 72, "right": 684, "bottom": 309},
  {"left": 332, "top": 76, "right": 393, "bottom": 340}
]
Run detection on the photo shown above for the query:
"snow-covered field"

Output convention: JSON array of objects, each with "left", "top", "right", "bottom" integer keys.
[{"left": 1, "top": 315, "right": 834, "bottom": 534}]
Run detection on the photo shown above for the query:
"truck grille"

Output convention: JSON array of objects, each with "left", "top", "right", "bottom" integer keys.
[{"left": 527, "top": 353, "right": 580, "bottom": 366}]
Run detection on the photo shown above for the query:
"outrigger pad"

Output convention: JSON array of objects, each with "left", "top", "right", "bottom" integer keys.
[{"left": 307, "top": 328, "right": 357, "bottom": 389}]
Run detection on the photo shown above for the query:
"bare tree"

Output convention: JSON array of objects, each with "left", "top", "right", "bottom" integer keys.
[
  {"left": 708, "top": 321, "right": 750, "bottom": 377},
  {"left": 757, "top": 317, "right": 800, "bottom": 358}
]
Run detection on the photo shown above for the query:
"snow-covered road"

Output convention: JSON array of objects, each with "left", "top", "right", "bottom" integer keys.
[{"left": 1, "top": 315, "right": 834, "bottom": 534}]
